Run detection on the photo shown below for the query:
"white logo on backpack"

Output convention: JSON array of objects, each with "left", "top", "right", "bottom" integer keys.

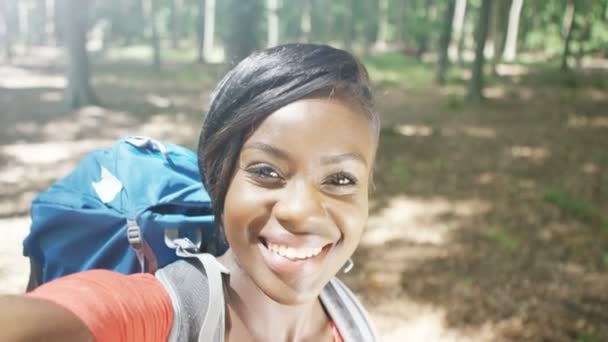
[{"left": 92, "top": 166, "right": 123, "bottom": 203}]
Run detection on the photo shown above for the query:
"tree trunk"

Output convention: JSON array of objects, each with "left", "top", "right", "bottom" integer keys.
[
  {"left": 502, "top": 0, "right": 523, "bottom": 62},
  {"left": 63, "top": 0, "right": 98, "bottom": 109},
  {"left": 343, "top": 0, "right": 354, "bottom": 51},
  {"left": 225, "top": 0, "right": 263, "bottom": 64},
  {"left": 197, "top": 0, "right": 215, "bottom": 63},
  {"left": 435, "top": 0, "right": 456, "bottom": 84},
  {"left": 204, "top": 0, "right": 215, "bottom": 61},
  {"left": 560, "top": 0, "right": 576, "bottom": 72},
  {"left": 491, "top": 0, "right": 510, "bottom": 73},
  {"left": 17, "top": 0, "right": 31, "bottom": 49},
  {"left": 467, "top": 0, "right": 492, "bottom": 101},
  {"left": 416, "top": 0, "right": 435, "bottom": 60},
  {"left": 362, "top": 0, "right": 378, "bottom": 55},
  {"left": 456, "top": 2, "right": 468, "bottom": 64},
  {"left": 266, "top": 0, "right": 279, "bottom": 47},
  {"left": 396, "top": 0, "right": 408, "bottom": 47},
  {"left": 0, "top": 0, "right": 15, "bottom": 62},
  {"left": 168, "top": 0, "right": 178, "bottom": 49},
  {"left": 33, "top": 0, "right": 45, "bottom": 45},
  {"left": 448, "top": 0, "right": 466, "bottom": 60},
  {"left": 44, "top": 0, "right": 54, "bottom": 45},
  {"left": 197, "top": 0, "right": 205, "bottom": 62},
  {"left": 54, "top": 0, "right": 64, "bottom": 44},
  {"left": 299, "top": 0, "right": 311, "bottom": 43},
  {"left": 310, "top": 0, "right": 332, "bottom": 43},
  {"left": 375, "top": 0, "right": 389, "bottom": 50},
  {"left": 144, "top": 0, "right": 161, "bottom": 72}
]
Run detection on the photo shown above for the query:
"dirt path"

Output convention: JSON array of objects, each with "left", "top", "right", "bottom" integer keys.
[
  {"left": 1, "top": 50, "right": 607, "bottom": 341},
  {"left": 0, "top": 217, "right": 30, "bottom": 293}
]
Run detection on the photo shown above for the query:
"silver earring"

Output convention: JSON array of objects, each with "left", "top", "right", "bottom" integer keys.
[{"left": 343, "top": 259, "right": 354, "bottom": 273}]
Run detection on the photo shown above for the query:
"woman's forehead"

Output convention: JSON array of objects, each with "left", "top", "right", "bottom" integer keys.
[{"left": 241, "top": 97, "right": 376, "bottom": 166}]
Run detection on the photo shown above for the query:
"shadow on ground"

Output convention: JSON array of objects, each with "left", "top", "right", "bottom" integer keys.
[
  {"left": 340, "top": 83, "right": 608, "bottom": 341},
  {"left": 1, "top": 50, "right": 607, "bottom": 341}
]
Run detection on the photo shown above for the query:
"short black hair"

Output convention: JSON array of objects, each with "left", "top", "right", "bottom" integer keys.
[{"left": 198, "top": 43, "right": 378, "bottom": 229}]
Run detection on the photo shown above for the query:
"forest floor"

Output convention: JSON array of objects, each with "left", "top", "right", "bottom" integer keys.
[{"left": 1, "top": 48, "right": 607, "bottom": 341}]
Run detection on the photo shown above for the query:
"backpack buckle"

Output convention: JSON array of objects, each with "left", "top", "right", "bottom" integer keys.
[
  {"left": 127, "top": 220, "right": 143, "bottom": 247},
  {"left": 127, "top": 220, "right": 158, "bottom": 273},
  {"left": 165, "top": 235, "right": 200, "bottom": 257}
]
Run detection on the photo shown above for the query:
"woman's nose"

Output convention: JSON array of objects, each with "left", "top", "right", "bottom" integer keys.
[{"left": 272, "top": 179, "right": 325, "bottom": 231}]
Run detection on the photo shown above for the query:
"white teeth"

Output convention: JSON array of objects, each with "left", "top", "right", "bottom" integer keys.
[{"left": 267, "top": 242, "right": 323, "bottom": 260}]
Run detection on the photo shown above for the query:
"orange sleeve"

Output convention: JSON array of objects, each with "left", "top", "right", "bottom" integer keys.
[{"left": 26, "top": 270, "right": 173, "bottom": 342}]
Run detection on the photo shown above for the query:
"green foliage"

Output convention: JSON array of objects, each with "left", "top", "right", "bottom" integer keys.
[
  {"left": 222, "top": 0, "right": 264, "bottom": 63},
  {"left": 93, "top": 0, "right": 147, "bottom": 44},
  {"left": 404, "top": 0, "right": 439, "bottom": 51},
  {"left": 7, "top": 0, "right": 608, "bottom": 65},
  {"left": 363, "top": 52, "right": 434, "bottom": 89},
  {"left": 570, "top": 0, "right": 608, "bottom": 56},
  {"left": 483, "top": 228, "right": 520, "bottom": 250},
  {"left": 577, "top": 334, "right": 600, "bottom": 342},
  {"left": 379, "top": 127, "right": 402, "bottom": 141},
  {"left": 542, "top": 189, "right": 608, "bottom": 237},
  {"left": 520, "top": 1, "right": 566, "bottom": 54},
  {"left": 277, "top": 1, "right": 306, "bottom": 42},
  {"left": 389, "top": 158, "right": 411, "bottom": 188},
  {"left": 444, "top": 95, "right": 465, "bottom": 110},
  {"left": 542, "top": 188, "right": 598, "bottom": 223},
  {"left": 520, "top": 0, "right": 608, "bottom": 58}
]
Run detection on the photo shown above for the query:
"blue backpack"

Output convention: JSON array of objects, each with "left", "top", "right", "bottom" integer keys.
[{"left": 22, "top": 136, "right": 228, "bottom": 288}]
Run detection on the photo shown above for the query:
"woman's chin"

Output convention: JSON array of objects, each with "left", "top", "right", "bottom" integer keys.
[{"left": 259, "top": 280, "right": 324, "bottom": 306}]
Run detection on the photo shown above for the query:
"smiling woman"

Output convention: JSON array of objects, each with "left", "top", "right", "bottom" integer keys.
[
  {"left": 0, "top": 44, "right": 380, "bottom": 342},
  {"left": 222, "top": 98, "right": 375, "bottom": 304}
]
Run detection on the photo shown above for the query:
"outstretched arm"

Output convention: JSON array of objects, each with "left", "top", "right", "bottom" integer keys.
[
  {"left": 1, "top": 269, "right": 173, "bottom": 342},
  {"left": 0, "top": 295, "right": 93, "bottom": 342}
]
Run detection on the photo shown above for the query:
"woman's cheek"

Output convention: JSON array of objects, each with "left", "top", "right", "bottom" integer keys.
[
  {"left": 224, "top": 176, "right": 274, "bottom": 237},
  {"left": 330, "top": 200, "right": 368, "bottom": 241}
]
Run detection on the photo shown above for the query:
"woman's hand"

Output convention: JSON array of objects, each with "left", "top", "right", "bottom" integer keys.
[{"left": 0, "top": 295, "right": 93, "bottom": 342}]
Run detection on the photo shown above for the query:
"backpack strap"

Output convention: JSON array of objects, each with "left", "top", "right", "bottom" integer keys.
[
  {"left": 158, "top": 251, "right": 377, "bottom": 342},
  {"left": 192, "top": 253, "right": 226, "bottom": 342},
  {"left": 156, "top": 257, "right": 228, "bottom": 342},
  {"left": 320, "top": 278, "right": 379, "bottom": 342}
]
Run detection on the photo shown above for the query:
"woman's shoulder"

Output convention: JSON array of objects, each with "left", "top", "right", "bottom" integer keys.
[{"left": 27, "top": 269, "right": 173, "bottom": 342}]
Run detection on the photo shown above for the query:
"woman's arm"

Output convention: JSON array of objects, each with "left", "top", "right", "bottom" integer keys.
[
  {"left": 0, "top": 295, "right": 93, "bottom": 342},
  {"left": 1, "top": 269, "right": 173, "bottom": 342}
]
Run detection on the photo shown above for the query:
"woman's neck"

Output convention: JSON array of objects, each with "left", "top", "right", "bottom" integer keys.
[{"left": 217, "top": 249, "right": 331, "bottom": 341}]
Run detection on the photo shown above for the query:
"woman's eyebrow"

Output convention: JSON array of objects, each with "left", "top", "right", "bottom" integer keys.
[
  {"left": 242, "top": 142, "right": 367, "bottom": 166},
  {"left": 321, "top": 153, "right": 367, "bottom": 166},
  {"left": 242, "top": 142, "right": 290, "bottom": 160}
]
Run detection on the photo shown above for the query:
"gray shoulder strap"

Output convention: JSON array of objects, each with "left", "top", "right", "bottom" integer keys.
[
  {"left": 320, "top": 277, "right": 379, "bottom": 342},
  {"left": 194, "top": 254, "right": 226, "bottom": 342},
  {"left": 158, "top": 255, "right": 377, "bottom": 342},
  {"left": 156, "top": 257, "right": 227, "bottom": 342}
]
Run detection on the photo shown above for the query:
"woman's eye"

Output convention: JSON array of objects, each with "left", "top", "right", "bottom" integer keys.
[
  {"left": 325, "top": 172, "right": 358, "bottom": 187},
  {"left": 245, "top": 164, "right": 282, "bottom": 182}
]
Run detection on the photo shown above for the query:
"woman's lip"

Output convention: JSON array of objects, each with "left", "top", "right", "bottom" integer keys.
[{"left": 257, "top": 240, "right": 333, "bottom": 279}]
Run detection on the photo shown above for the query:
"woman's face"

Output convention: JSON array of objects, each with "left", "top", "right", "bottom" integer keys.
[{"left": 222, "top": 96, "right": 376, "bottom": 305}]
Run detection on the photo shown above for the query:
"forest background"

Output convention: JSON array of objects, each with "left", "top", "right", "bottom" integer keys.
[{"left": 1, "top": 0, "right": 607, "bottom": 341}]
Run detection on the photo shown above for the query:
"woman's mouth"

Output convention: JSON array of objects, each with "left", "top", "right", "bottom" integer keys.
[
  {"left": 258, "top": 238, "right": 333, "bottom": 278},
  {"left": 266, "top": 242, "right": 323, "bottom": 260}
]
